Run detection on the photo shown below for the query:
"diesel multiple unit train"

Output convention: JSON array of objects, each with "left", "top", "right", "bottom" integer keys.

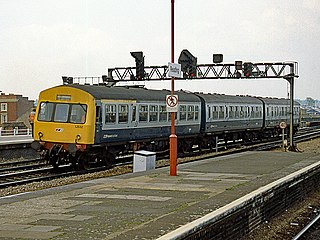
[{"left": 31, "top": 84, "right": 300, "bottom": 168}]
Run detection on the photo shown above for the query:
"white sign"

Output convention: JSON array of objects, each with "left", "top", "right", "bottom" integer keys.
[
  {"left": 168, "top": 62, "right": 181, "bottom": 78},
  {"left": 166, "top": 95, "right": 178, "bottom": 112}
]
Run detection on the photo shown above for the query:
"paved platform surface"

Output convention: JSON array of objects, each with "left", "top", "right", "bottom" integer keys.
[
  {"left": 1, "top": 151, "right": 320, "bottom": 239},
  {"left": 0, "top": 135, "right": 33, "bottom": 145}
]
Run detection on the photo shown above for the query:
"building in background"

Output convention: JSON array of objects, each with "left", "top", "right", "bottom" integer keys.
[{"left": 0, "top": 92, "right": 34, "bottom": 130}]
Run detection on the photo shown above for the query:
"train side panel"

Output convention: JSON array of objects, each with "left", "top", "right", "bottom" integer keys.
[
  {"left": 95, "top": 100, "right": 201, "bottom": 145},
  {"left": 259, "top": 97, "right": 300, "bottom": 131},
  {"left": 197, "top": 94, "right": 264, "bottom": 134}
]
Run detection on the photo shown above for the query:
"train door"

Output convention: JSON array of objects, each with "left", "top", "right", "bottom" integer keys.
[{"left": 94, "top": 103, "right": 102, "bottom": 144}]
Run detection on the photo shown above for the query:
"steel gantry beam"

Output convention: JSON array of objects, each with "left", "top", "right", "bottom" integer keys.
[
  {"left": 101, "top": 62, "right": 298, "bottom": 84},
  {"left": 64, "top": 62, "right": 298, "bottom": 85}
]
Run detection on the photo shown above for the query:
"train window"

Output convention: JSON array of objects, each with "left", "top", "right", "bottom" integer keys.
[
  {"left": 105, "top": 104, "right": 116, "bottom": 124},
  {"left": 225, "top": 106, "right": 229, "bottom": 118},
  {"left": 139, "top": 105, "right": 148, "bottom": 122},
  {"left": 149, "top": 105, "right": 158, "bottom": 122},
  {"left": 132, "top": 105, "right": 137, "bottom": 122},
  {"left": 255, "top": 107, "right": 260, "bottom": 118},
  {"left": 159, "top": 105, "right": 167, "bottom": 122},
  {"left": 229, "top": 106, "right": 235, "bottom": 119},
  {"left": 219, "top": 106, "right": 225, "bottom": 119},
  {"left": 239, "top": 106, "right": 244, "bottom": 118},
  {"left": 96, "top": 106, "right": 101, "bottom": 123},
  {"left": 38, "top": 102, "right": 54, "bottom": 121},
  {"left": 119, "top": 104, "right": 128, "bottom": 123},
  {"left": 212, "top": 106, "right": 218, "bottom": 120},
  {"left": 188, "top": 105, "right": 195, "bottom": 121},
  {"left": 54, "top": 103, "right": 69, "bottom": 122},
  {"left": 207, "top": 106, "right": 211, "bottom": 119},
  {"left": 195, "top": 106, "right": 199, "bottom": 120},
  {"left": 70, "top": 104, "right": 87, "bottom": 124},
  {"left": 179, "top": 105, "right": 187, "bottom": 121},
  {"left": 251, "top": 107, "right": 255, "bottom": 118},
  {"left": 168, "top": 112, "right": 177, "bottom": 121},
  {"left": 234, "top": 106, "right": 239, "bottom": 119},
  {"left": 272, "top": 107, "right": 275, "bottom": 117}
]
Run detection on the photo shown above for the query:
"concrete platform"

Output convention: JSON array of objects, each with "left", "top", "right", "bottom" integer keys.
[
  {"left": 1, "top": 151, "right": 320, "bottom": 239},
  {"left": 0, "top": 135, "right": 33, "bottom": 146}
]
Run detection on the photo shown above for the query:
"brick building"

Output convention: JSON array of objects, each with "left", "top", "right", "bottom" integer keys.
[{"left": 0, "top": 92, "right": 34, "bottom": 129}]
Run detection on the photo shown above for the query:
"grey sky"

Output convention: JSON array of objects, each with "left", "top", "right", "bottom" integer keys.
[{"left": 0, "top": 0, "right": 319, "bottom": 100}]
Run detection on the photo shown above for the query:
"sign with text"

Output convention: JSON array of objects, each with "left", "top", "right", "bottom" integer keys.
[{"left": 168, "top": 62, "right": 181, "bottom": 78}]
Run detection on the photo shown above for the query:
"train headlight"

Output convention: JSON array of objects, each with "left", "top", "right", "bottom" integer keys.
[
  {"left": 38, "top": 132, "right": 43, "bottom": 141},
  {"left": 75, "top": 134, "right": 81, "bottom": 143}
]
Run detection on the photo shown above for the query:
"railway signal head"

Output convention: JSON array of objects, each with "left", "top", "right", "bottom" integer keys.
[
  {"left": 243, "top": 62, "right": 253, "bottom": 77},
  {"left": 178, "top": 49, "right": 197, "bottom": 78},
  {"left": 62, "top": 76, "right": 73, "bottom": 85},
  {"left": 213, "top": 54, "right": 223, "bottom": 63},
  {"left": 130, "top": 51, "right": 145, "bottom": 80}
]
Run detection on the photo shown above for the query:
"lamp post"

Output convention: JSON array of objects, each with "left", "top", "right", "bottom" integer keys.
[{"left": 170, "top": 0, "right": 177, "bottom": 176}]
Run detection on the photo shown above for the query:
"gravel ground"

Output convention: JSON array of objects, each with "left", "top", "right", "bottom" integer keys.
[{"left": 1, "top": 138, "right": 320, "bottom": 239}]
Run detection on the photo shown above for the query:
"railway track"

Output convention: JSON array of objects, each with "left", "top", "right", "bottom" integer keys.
[
  {"left": 1, "top": 127, "right": 320, "bottom": 189},
  {"left": 293, "top": 211, "right": 320, "bottom": 240},
  {"left": 0, "top": 164, "right": 76, "bottom": 188},
  {"left": 0, "top": 158, "right": 47, "bottom": 174}
]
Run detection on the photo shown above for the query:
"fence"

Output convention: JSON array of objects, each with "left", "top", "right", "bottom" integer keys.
[{"left": 0, "top": 127, "right": 32, "bottom": 137}]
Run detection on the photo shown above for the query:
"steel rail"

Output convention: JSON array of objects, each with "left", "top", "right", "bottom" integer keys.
[{"left": 292, "top": 213, "right": 320, "bottom": 240}]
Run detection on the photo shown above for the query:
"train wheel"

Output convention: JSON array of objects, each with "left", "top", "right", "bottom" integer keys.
[
  {"left": 178, "top": 140, "right": 192, "bottom": 154},
  {"left": 48, "top": 155, "right": 59, "bottom": 169},
  {"left": 78, "top": 154, "right": 90, "bottom": 170},
  {"left": 207, "top": 138, "right": 216, "bottom": 150},
  {"left": 105, "top": 152, "right": 116, "bottom": 168}
]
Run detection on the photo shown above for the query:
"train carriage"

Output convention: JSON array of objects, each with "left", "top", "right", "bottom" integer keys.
[
  {"left": 258, "top": 97, "right": 300, "bottom": 137},
  {"left": 196, "top": 93, "right": 264, "bottom": 144},
  {"left": 32, "top": 85, "right": 201, "bottom": 167}
]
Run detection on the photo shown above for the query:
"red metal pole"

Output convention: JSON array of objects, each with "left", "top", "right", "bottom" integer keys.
[{"left": 170, "top": 0, "right": 177, "bottom": 176}]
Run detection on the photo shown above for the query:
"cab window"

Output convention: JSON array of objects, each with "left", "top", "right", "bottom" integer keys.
[
  {"left": 54, "top": 103, "right": 69, "bottom": 122},
  {"left": 38, "top": 102, "right": 54, "bottom": 121},
  {"left": 70, "top": 104, "right": 87, "bottom": 123},
  {"left": 38, "top": 102, "right": 87, "bottom": 124}
]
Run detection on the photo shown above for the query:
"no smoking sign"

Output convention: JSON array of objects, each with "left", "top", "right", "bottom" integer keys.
[{"left": 166, "top": 95, "right": 178, "bottom": 112}]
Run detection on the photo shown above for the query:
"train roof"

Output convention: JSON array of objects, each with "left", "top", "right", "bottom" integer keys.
[
  {"left": 258, "top": 97, "right": 300, "bottom": 106},
  {"left": 66, "top": 84, "right": 201, "bottom": 102},
  {"left": 195, "top": 93, "right": 263, "bottom": 104}
]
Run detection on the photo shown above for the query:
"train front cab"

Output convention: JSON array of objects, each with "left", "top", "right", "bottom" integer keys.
[{"left": 32, "top": 86, "right": 96, "bottom": 167}]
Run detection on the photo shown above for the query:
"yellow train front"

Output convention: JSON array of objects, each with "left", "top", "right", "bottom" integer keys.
[{"left": 31, "top": 85, "right": 96, "bottom": 168}]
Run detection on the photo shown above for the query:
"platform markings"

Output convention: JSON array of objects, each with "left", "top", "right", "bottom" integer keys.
[{"left": 75, "top": 193, "right": 172, "bottom": 202}]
